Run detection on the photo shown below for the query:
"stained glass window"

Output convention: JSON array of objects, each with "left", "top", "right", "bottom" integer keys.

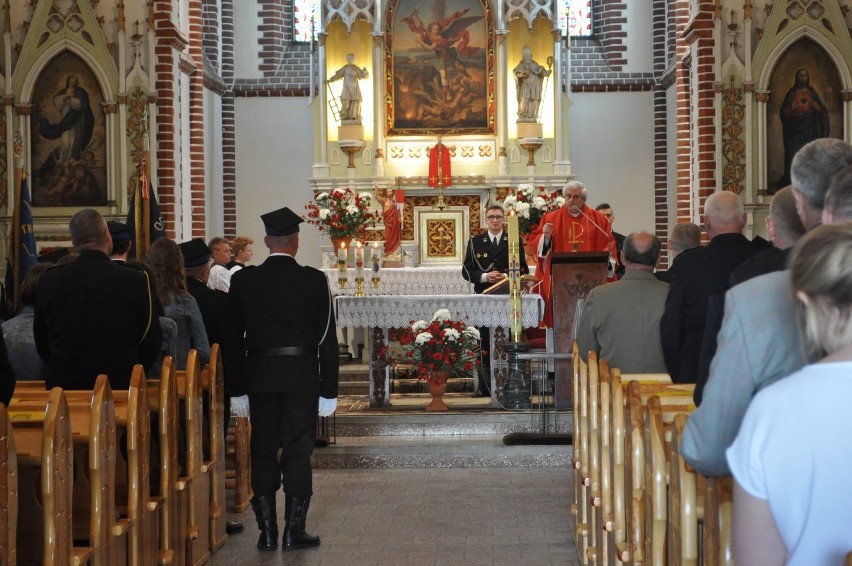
[
  {"left": 562, "top": 0, "right": 593, "bottom": 38},
  {"left": 294, "top": 0, "right": 320, "bottom": 43}
]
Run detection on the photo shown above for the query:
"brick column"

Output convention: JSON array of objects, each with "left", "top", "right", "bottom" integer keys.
[{"left": 221, "top": 0, "right": 237, "bottom": 238}]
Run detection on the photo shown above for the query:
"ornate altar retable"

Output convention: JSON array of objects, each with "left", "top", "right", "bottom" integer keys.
[{"left": 335, "top": 294, "right": 545, "bottom": 408}]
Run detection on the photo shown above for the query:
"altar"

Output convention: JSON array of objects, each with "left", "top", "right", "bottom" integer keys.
[{"left": 335, "top": 293, "right": 545, "bottom": 408}]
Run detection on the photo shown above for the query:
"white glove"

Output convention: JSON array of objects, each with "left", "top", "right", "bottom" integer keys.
[
  {"left": 231, "top": 395, "right": 250, "bottom": 418},
  {"left": 318, "top": 397, "right": 337, "bottom": 417}
]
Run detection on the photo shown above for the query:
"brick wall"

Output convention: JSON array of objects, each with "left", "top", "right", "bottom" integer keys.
[
  {"left": 570, "top": 1, "right": 654, "bottom": 93},
  {"left": 652, "top": 0, "right": 669, "bottom": 266},
  {"left": 221, "top": 0, "right": 237, "bottom": 238}
]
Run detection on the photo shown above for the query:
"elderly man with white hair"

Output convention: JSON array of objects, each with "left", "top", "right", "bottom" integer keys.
[
  {"left": 527, "top": 180, "right": 617, "bottom": 327},
  {"left": 659, "top": 191, "right": 769, "bottom": 382}
]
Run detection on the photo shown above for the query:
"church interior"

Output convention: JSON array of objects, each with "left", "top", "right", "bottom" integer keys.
[{"left": 2, "top": 0, "right": 852, "bottom": 564}]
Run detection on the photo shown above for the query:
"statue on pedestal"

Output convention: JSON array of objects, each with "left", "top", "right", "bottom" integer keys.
[
  {"left": 513, "top": 46, "right": 551, "bottom": 121},
  {"left": 328, "top": 53, "right": 369, "bottom": 122}
]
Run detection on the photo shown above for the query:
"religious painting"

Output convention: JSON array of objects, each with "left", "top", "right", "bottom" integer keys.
[
  {"left": 31, "top": 51, "right": 107, "bottom": 207},
  {"left": 767, "top": 39, "right": 842, "bottom": 194},
  {"left": 386, "top": 0, "right": 494, "bottom": 135}
]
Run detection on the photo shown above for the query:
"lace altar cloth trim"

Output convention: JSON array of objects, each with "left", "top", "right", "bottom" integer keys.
[
  {"left": 335, "top": 294, "right": 545, "bottom": 328},
  {"left": 322, "top": 267, "right": 474, "bottom": 296}
]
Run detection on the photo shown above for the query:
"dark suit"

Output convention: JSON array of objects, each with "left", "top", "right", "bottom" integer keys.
[
  {"left": 0, "top": 331, "right": 15, "bottom": 406},
  {"left": 693, "top": 246, "right": 790, "bottom": 404},
  {"left": 187, "top": 276, "right": 228, "bottom": 352},
  {"left": 224, "top": 254, "right": 338, "bottom": 499},
  {"left": 660, "top": 233, "right": 767, "bottom": 383},
  {"left": 461, "top": 232, "right": 528, "bottom": 394},
  {"left": 462, "top": 231, "right": 529, "bottom": 294},
  {"left": 34, "top": 248, "right": 162, "bottom": 390},
  {"left": 613, "top": 231, "right": 626, "bottom": 279}
]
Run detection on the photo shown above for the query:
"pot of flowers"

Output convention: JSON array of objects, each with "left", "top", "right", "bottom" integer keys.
[
  {"left": 303, "top": 187, "right": 377, "bottom": 249},
  {"left": 395, "top": 309, "right": 481, "bottom": 411},
  {"left": 498, "top": 183, "right": 565, "bottom": 263}
]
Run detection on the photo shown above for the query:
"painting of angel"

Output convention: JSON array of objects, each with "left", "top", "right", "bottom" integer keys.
[{"left": 386, "top": 0, "right": 493, "bottom": 135}]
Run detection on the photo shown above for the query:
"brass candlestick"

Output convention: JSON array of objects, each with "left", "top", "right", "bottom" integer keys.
[{"left": 355, "top": 277, "right": 365, "bottom": 297}]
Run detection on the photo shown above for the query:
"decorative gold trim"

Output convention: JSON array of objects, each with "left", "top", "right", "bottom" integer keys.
[
  {"left": 721, "top": 76, "right": 745, "bottom": 194},
  {"left": 15, "top": 105, "right": 31, "bottom": 116}
]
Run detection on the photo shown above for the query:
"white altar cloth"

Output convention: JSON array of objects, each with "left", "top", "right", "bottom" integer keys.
[
  {"left": 334, "top": 294, "right": 545, "bottom": 408},
  {"left": 322, "top": 266, "right": 474, "bottom": 296},
  {"left": 335, "top": 294, "right": 545, "bottom": 329}
]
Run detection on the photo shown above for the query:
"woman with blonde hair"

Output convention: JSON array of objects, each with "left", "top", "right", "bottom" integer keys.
[
  {"left": 727, "top": 221, "right": 852, "bottom": 565},
  {"left": 147, "top": 238, "right": 210, "bottom": 370}
]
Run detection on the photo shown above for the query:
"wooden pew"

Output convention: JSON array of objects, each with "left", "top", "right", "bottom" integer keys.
[
  {"left": 175, "top": 350, "right": 210, "bottom": 566},
  {"left": 201, "top": 344, "right": 227, "bottom": 551},
  {"left": 0, "top": 403, "right": 17, "bottom": 566},
  {"left": 702, "top": 475, "right": 734, "bottom": 566},
  {"left": 10, "top": 387, "right": 92, "bottom": 565},
  {"left": 571, "top": 342, "right": 590, "bottom": 563},
  {"left": 10, "top": 375, "right": 128, "bottom": 566},
  {"left": 621, "top": 381, "right": 694, "bottom": 565},
  {"left": 148, "top": 356, "right": 186, "bottom": 566},
  {"left": 225, "top": 416, "right": 251, "bottom": 513}
]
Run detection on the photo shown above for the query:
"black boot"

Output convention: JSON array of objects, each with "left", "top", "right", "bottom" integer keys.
[
  {"left": 283, "top": 496, "right": 320, "bottom": 550},
  {"left": 250, "top": 495, "right": 278, "bottom": 551}
]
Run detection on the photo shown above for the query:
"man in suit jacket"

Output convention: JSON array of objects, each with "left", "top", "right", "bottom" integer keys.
[
  {"left": 34, "top": 209, "right": 162, "bottom": 390},
  {"left": 595, "top": 203, "right": 626, "bottom": 279},
  {"left": 659, "top": 191, "right": 767, "bottom": 382},
  {"left": 681, "top": 137, "right": 852, "bottom": 476},
  {"left": 577, "top": 232, "right": 669, "bottom": 373},
  {"left": 655, "top": 221, "right": 700, "bottom": 283},
  {"left": 462, "top": 204, "right": 528, "bottom": 396},
  {"left": 179, "top": 237, "right": 244, "bottom": 535},
  {"left": 225, "top": 207, "right": 338, "bottom": 551}
]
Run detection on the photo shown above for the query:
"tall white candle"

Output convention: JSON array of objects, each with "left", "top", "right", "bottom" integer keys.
[
  {"left": 371, "top": 243, "right": 381, "bottom": 284},
  {"left": 354, "top": 242, "right": 365, "bottom": 279}
]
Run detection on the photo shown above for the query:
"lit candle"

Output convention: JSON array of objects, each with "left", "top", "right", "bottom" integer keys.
[
  {"left": 507, "top": 210, "right": 522, "bottom": 343},
  {"left": 354, "top": 242, "right": 364, "bottom": 280},
  {"left": 371, "top": 242, "right": 381, "bottom": 286},
  {"left": 337, "top": 242, "right": 347, "bottom": 271}
]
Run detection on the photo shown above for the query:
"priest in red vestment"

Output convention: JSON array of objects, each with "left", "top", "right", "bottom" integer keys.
[{"left": 527, "top": 181, "right": 618, "bottom": 326}]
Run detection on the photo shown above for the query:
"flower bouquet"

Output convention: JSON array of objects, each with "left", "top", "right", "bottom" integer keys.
[
  {"left": 497, "top": 183, "right": 565, "bottom": 235},
  {"left": 395, "top": 309, "right": 481, "bottom": 384},
  {"left": 303, "top": 187, "right": 377, "bottom": 239}
]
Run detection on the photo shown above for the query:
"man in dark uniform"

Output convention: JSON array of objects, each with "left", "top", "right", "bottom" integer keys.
[
  {"left": 462, "top": 203, "right": 528, "bottom": 396},
  {"left": 179, "top": 237, "right": 244, "bottom": 535},
  {"left": 34, "top": 209, "right": 162, "bottom": 390},
  {"left": 224, "top": 207, "right": 339, "bottom": 551}
]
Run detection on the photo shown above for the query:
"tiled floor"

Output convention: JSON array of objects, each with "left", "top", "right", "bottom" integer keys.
[{"left": 210, "top": 466, "right": 578, "bottom": 565}]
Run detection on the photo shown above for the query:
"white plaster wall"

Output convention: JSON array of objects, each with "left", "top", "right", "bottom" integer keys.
[
  {"left": 204, "top": 88, "right": 225, "bottom": 239},
  {"left": 233, "top": 2, "right": 263, "bottom": 80},
  {"left": 567, "top": 91, "right": 656, "bottom": 236},
  {"left": 623, "top": 2, "right": 654, "bottom": 73},
  {"left": 234, "top": 97, "right": 320, "bottom": 266}
]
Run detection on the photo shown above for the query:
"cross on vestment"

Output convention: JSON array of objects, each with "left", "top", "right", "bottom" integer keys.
[{"left": 568, "top": 220, "right": 586, "bottom": 251}]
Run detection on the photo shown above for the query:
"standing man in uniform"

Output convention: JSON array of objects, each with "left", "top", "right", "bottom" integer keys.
[
  {"left": 462, "top": 203, "right": 528, "bottom": 397},
  {"left": 225, "top": 207, "right": 339, "bottom": 551}
]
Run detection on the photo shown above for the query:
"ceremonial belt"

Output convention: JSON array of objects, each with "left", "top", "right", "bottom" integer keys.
[{"left": 247, "top": 346, "right": 318, "bottom": 358}]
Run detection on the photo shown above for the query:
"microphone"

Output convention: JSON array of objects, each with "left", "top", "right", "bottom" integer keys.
[{"left": 573, "top": 206, "right": 617, "bottom": 279}]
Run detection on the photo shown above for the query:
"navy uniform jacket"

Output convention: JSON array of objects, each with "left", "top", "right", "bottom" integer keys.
[
  {"left": 34, "top": 249, "right": 162, "bottom": 390},
  {"left": 224, "top": 254, "right": 338, "bottom": 398},
  {"left": 186, "top": 276, "right": 227, "bottom": 347},
  {"left": 461, "top": 232, "right": 529, "bottom": 294}
]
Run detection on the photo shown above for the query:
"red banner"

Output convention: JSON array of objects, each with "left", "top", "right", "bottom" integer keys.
[{"left": 427, "top": 143, "right": 452, "bottom": 188}]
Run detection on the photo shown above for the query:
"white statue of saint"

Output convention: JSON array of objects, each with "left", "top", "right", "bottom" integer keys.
[
  {"left": 327, "top": 53, "right": 369, "bottom": 122},
  {"left": 513, "top": 46, "right": 551, "bottom": 121}
]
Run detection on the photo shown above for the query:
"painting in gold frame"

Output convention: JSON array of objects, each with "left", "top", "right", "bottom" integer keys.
[
  {"left": 385, "top": 0, "right": 494, "bottom": 136},
  {"left": 31, "top": 51, "right": 107, "bottom": 207},
  {"left": 766, "top": 38, "right": 842, "bottom": 194}
]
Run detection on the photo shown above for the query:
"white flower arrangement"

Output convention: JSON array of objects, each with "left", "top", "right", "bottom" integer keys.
[{"left": 431, "top": 308, "right": 452, "bottom": 322}]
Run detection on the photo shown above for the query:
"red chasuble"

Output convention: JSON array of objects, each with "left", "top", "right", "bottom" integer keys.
[
  {"left": 527, "top": 204, "right": 618, "bottom": 327},
  {"left": 428, "top": 143, "right": 452, "bottom": 187}
]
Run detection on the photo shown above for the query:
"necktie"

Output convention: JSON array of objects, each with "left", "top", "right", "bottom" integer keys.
[{"left": 492, "top": 237, "right": 498, "bottom": 248}]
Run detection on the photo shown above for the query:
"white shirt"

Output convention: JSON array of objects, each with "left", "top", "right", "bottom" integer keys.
[
  {"left": 479, "top": 231, "right": 503, "bottom": 283},
  {"left": 726, "top": 362, "right": 852, "bottom": 565},
  {"left": 208, "top": 263, "right": 231, "bottom": 292}
]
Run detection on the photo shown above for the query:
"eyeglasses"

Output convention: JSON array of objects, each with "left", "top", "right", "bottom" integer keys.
[{"left": 486, "top": 215, "right": 504, "bottom": 221}]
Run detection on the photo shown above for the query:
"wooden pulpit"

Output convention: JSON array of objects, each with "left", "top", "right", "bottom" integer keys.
[{"left": 551, "top": 251, "right": 609, "bottom": 408}]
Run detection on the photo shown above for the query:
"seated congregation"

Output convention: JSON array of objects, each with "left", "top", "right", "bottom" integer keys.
[{"left": 573, "top": 137, "right": 852, "bottom": 565}]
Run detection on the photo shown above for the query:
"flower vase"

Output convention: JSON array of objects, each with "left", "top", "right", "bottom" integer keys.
[
  {"left": 426, "top": 371, "right": 451, "bottom": 412},
  {"left": 330, "top": 236, "right": 352, "bottom": 251}
]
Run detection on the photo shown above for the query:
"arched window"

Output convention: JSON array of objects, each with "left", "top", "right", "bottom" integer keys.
[
  {"left": 562, "top": 0, "right": 593, "bottom": 38},
  {"left": 294, "top": 0, "right": 320, "bottom": 43}
]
